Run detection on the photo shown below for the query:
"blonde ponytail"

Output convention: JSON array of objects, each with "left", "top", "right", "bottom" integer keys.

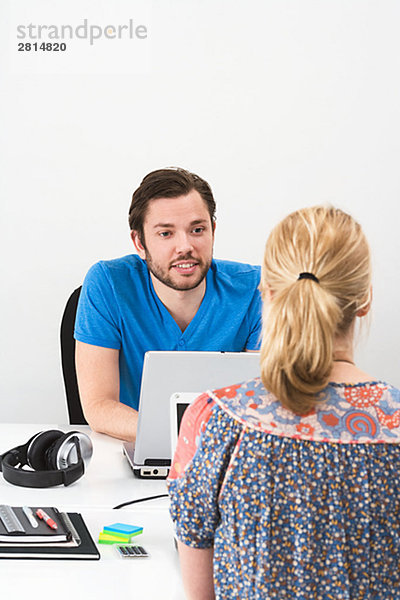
[{"left": 260, "top": 206, "right": 371, "bottom": 414}]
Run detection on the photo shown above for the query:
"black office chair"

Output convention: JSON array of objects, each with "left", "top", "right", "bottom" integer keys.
[{"left": 60, "top": 286, "right": 88, "bottom": 425}]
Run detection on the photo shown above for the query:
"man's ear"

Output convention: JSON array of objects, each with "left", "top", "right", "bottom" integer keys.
[
  {"left": 131, "top": 230, "right": 146, "bottom": 260},
  {"left": 210, "top": 220, "right": 216, "bottom": 246}
]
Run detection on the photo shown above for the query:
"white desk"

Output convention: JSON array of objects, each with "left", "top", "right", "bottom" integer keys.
[{"left": 0, "top": 424, "right": 185, "bottom": 599}]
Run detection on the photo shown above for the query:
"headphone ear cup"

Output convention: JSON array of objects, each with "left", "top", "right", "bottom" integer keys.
[
  {"left": 27, "top": 430, "right": 64, "bottom": 470},
  {"left": 46, "top": 432, "right": 93, "bottom": 471},
  {"left": 10, "top": 432, "right": 42, "bottom": 466},
  {"left": 45, "top": 433, "right": 74, "bottom": 470}
]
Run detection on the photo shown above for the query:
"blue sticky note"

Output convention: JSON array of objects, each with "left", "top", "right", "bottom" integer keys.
[{"left": 104, "top": 523, "right": 143, "bottom": 536}]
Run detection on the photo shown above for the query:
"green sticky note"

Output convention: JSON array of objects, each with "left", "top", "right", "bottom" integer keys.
[
  {"left": 98, "top": 532, "right": 130, "bottom": 544},
  {"left": 128, "top": 527, "right": 143, "bottom": 537}
]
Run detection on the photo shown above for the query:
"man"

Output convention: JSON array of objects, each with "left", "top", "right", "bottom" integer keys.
[{"left": 74, "top": 167, "right": 262, "bottom": 441}]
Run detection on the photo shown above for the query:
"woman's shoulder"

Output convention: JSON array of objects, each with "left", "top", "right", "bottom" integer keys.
[
  {"left": 209, "top": 378, "right": 400, "bottom": 444},
  {"left": 168, "top": 391, "right": 230, "bottom": 480}
]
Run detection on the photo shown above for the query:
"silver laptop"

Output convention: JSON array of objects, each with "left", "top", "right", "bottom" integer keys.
[{"left": 123, "top": 351, "right": 260, "bottom": 478}]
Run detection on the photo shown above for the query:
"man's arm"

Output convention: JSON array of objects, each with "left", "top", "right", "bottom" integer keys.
[
  {"left": 75, "top": 341, "right": 138, "bottom": 442},
  {"left": 177, "top": 541, "right": 215, "bottom": 600}
]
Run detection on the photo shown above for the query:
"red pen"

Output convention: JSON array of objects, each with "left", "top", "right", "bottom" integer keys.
[{"left": 36, "top": 509, "right": 58, "bottom": 530}]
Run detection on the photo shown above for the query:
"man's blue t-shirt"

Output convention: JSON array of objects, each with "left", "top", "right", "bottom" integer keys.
[{"left": 74, "top": 255, "right": 262, "bottom": 410}]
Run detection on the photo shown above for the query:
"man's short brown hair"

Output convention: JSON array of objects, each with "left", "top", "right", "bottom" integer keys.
[{"left": 128, "top": 167, "right": 216, "bottom": 242}]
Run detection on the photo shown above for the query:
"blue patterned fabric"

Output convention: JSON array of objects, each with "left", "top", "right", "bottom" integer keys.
[{"left": 168, "top": 379, "right": 400, "bottom": 599}]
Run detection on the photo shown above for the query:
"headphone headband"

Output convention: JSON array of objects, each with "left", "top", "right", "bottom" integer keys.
[
  {"left": 0, "top": 430, "right": 92, "bottom": 488},
  {"left": 0, "top": 451, "right": 84, "bottom": 487}
]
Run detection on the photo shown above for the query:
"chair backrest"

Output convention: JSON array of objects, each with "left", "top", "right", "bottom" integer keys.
[{"left": 60, "top": 286, "right": 87, "bottom": 425}]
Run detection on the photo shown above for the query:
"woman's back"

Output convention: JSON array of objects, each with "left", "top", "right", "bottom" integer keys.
[
  {"left": 168, "top": 378, "right": 400, "bottom": 599},
  {"left": 167, "top": 206, "right": 400, "bottom": 599}
]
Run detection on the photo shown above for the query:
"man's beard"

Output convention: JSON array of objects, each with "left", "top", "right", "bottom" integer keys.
[{"left": 145, "top": 251, "right": 212, "bottom": 291}]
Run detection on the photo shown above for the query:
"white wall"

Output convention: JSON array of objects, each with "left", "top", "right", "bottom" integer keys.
[{"left": 1, "top": 0, "right": 399, "bottom": 423}]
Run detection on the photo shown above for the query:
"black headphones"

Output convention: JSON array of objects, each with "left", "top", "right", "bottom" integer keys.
[{"left": 0, "top": 430, "right": 93, "bottom": 488}]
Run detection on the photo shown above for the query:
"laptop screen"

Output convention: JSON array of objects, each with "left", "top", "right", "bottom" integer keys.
[
  {"left": 169, "top": 391, "right": 200, "bottom": 459},
  {"left": 176, "top": 402, "right": 189, "bottom": 436}
]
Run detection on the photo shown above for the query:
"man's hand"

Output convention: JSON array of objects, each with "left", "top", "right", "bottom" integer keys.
[{"left": 75, "top": 341, "right": 138, "bottom": 442}]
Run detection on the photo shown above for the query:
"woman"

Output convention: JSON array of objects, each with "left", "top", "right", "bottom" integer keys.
[{"left": 167, "top": 206, "right": 400, "bottom": 600}]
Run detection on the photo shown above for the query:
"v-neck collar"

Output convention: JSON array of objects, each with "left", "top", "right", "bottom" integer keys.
[{"left": 147, "top": 264, "right": 213, "bottom": 339}]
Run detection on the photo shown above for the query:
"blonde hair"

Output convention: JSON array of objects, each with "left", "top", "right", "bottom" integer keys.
[{"left": 260, "top": 206, "right": 371, "bottom": 414}]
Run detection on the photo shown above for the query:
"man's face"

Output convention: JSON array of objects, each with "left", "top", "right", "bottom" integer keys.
[{"left": 132, "top": 190, "right": 215, "bottom": 292}]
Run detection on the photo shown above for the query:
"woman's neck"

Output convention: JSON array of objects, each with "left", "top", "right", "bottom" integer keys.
[
  {"left": 332, "top": 328, "right": 355, "bottom": 363},
  {"left": 330, "top": 330, "right": 373, "bottom": 383}
]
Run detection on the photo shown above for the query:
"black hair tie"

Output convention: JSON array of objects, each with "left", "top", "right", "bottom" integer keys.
[{"left": 298, "top": 272, "right": 319, "bottom": 284}]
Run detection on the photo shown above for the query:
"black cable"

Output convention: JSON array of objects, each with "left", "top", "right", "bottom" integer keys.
[{"left": 113, "top": 494, "right": 169, "bottom": 509}]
